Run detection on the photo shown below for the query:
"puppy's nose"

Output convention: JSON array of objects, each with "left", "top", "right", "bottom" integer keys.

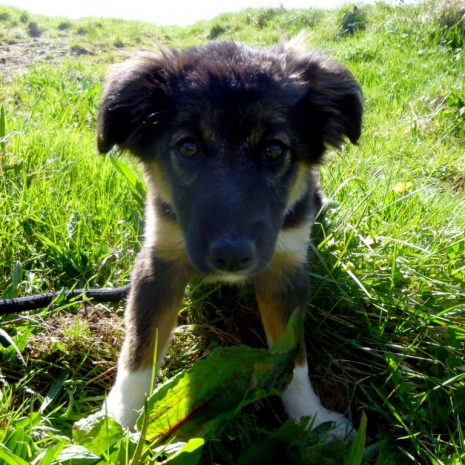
[{"left": 209, "top": 239, "right": 256, "bottom": 272}]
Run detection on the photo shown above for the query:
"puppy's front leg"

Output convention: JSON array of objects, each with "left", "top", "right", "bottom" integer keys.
[
  {"left": 254, "top": 264, "right": 351, "bottom": 438},
  {"left": 104, "top": 248, "right": 189, "bottom": 428}
]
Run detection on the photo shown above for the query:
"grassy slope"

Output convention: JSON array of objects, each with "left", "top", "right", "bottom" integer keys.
[{"left": 1, "top": 2, "right": 464, "bottom": 464}]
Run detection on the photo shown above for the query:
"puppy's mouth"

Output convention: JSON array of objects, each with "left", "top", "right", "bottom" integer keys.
[{"left": 203, "top": 270, "right": 253, "bottom": 284}]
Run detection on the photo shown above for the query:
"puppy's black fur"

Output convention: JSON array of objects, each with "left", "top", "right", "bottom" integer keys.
[{"left": 98, "top": 39, "right": 362, "bottom": 433}]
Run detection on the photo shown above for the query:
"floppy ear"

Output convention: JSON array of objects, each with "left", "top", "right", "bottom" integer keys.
[
  {"left": 292, "top": 53, "right": 363, "bottom": 157},
  {"left": 97, "top": 52, "right": 176, "bottom": 154}
]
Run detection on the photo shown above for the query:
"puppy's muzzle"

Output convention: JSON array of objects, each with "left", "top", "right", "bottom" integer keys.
[{"left": 208, "top": 239, "right": 257, "bottom": 273}]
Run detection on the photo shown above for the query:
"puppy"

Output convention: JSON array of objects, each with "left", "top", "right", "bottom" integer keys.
[{"left": 97, "top": 39, "right": 362, "bottom": 437}]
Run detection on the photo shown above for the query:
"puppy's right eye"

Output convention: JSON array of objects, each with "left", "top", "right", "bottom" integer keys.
[{"left": 177, "top": 140, "right": 199, "bottom": 159}]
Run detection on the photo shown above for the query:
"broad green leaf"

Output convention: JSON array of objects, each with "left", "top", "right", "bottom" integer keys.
[
  {"left": 140, "top": 314, "right": 300, "bottom": 443},
  {"left": 106, "top": 434, "right": 138, "bottom": 465},
  {"left": 54, "top": 445, "right": 100, "bottom": 465},
  {"left": 33, "top": 442, "right": 66, "bottom": 465},
  {"left": 73, "top": 412, "right": 124, "bottom": 456},
  {"left": 236, "top": 419, "right": 348, "bottom": 465},
  {"left": 166, "top": 438, "right": 204, "bottom": 465}
]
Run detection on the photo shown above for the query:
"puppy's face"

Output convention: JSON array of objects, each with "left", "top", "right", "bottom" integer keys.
[
  {"left": 162, "top": 128, "right": 296, "bottom": 277},
  {"left": 98, "top": 42, "right": 362, "bottom": 279},
  {"left": 148, "top": 79, "right": 310, "bottom": 278}
]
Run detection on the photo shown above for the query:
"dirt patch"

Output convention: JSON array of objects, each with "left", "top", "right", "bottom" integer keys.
[
  {"left": 27, "top": 304, "right": 124, "bottom": 359},
  {"left": 22, "top": 304, "right": 124, "bottom": 388},
  {"left": 0, "top": 36, "right": 94, "bottom": 83}
]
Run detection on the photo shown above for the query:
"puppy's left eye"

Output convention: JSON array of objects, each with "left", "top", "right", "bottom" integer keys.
[
  {"left": 177, "top": 139, "right": 199, "bottom": 159},
  {"left": 262, "top": 141, "right": 289, "bottom": 162}
]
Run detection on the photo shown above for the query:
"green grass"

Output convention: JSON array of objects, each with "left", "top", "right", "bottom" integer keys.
[{"left": 1, "top": 1, "right": 465, "bottom": 463}]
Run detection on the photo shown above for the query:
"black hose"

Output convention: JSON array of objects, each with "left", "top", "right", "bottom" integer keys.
[{"left": 0, "top": 285, "right": 130, "bottom": 315}]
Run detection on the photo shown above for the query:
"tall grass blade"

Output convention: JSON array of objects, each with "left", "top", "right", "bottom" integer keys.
[
  {"left": 0, "top": 444, "right": 29, "bottom": 465},
  {"left": 0, "top": 105, "right": 5, "bottom": 153},
  {"left": 0, "top": 328, "right": 26, "bottom": 365},
  {"left": 2, "top": 261, "right": 23, "bottom": 299},
  {"left": 344, "top": 414, "right": 367, "bottom": 465},
  {"left": 109, "top": 151, "right": 145, "bottom": 208}
]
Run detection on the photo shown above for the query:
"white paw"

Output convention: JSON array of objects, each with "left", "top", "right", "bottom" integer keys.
[
  {"left": 282, "top": 362, "right": 354, "bottom": 440},
  {"left": 102, "top": 367, "right": 153, "bottom": 429},
  {"left": 308, "top": 409, "right": 356, "bottom": 441}
]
